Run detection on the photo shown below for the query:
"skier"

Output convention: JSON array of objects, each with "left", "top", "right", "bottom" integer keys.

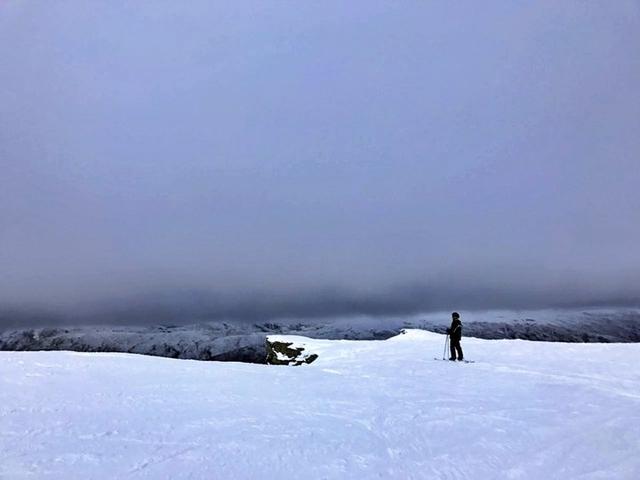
[{"left": 446, "top": 312, "right": 464, "bottom": 361}]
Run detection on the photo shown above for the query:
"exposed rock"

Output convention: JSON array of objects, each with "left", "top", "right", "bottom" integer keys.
[{"left": 266, "top": 337, "right": 319, "bottom": 366}]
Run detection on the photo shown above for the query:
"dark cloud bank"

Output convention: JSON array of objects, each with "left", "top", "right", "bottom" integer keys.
[
  {"left": 1, "top": 2, "right": 639, "bottom": 329},
  {"left": 2, "top": 285, "right": 640, "bottom": 329}
]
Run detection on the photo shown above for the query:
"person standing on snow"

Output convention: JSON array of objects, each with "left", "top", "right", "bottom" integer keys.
[{"left": 447, "top": 312, "right": 464, "bottom": 361}]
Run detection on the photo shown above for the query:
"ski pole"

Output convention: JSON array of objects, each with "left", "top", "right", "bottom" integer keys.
[{"left": 442, "top": 334, "right": 449, "bottom": 360}]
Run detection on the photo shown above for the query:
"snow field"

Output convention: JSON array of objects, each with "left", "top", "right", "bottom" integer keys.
[{"left": 1, "top": 330, "right": 639, "bottom": 479}]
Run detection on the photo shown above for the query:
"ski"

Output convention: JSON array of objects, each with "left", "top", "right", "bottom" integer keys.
[{"left": 433, "top": 358, "right": 475, "bottom": 363}]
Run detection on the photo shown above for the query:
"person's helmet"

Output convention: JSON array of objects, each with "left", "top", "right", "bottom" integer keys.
[{"left": 452, "top": 312, "right": 460, "bottom": 319}]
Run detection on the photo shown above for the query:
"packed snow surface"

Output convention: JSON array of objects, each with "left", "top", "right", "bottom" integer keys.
[{"left": 1, "top": 330, "right": 639, "bottom": 479}]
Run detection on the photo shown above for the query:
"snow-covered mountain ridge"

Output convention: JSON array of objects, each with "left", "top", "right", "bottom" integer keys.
[
  {"left": 2, "top": 329, "right": 639, "bottom": 479},
  {"left": 1, "top": 309, "right": 638, "bottom": 363}
]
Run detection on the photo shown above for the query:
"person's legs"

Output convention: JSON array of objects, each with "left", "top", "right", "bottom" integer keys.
[
  {"left": 449, "top": 339, "right": 458, "bottom": 360},
  {"left": 455, "top": 342, "right": 463, "bottom": 360}
]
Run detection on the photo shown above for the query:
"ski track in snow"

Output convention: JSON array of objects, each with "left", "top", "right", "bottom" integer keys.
[{"left": 1, "top": 330, "right": 639, "bottom": 479}]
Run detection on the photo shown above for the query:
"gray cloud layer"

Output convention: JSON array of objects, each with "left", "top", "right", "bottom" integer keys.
[{"left": 1, "top": 1, "right": 639, "bottom": 325}]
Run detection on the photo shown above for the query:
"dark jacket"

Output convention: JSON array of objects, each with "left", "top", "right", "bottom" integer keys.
[{"left": 447, "top": 319, "right": 462, "bottom": 341}]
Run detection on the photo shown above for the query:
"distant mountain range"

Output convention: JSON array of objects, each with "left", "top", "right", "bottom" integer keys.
[{"left": 1, "top": 309, "right": 638, "bottom": 363}]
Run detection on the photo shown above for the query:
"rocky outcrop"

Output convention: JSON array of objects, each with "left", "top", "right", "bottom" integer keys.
[{"left": 266, "top": 337, "right": 319, "bottom": 365}]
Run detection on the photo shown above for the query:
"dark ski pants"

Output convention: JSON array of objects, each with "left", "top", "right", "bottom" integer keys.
[{"left": 450, "top": 339, "right": 463, "bottom": 360}]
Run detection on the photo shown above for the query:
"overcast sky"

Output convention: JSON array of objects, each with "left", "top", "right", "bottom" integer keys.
[{"left": 1, "top": 1, "right": 639, "bottom": 325}]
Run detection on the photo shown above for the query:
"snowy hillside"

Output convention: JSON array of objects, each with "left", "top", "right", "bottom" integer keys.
[{"left": 2, "top": 330, "right": 639, "bottom": 479}]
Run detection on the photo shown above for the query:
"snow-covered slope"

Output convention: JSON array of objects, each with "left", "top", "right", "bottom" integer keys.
[{"left": 2, "top": 330, "right": 639, "bottom": 479}]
